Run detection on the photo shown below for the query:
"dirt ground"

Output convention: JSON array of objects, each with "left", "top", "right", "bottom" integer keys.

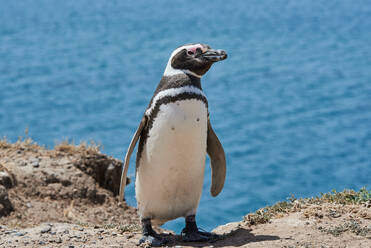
[{"left": 0, "top": 139, "right": 370, "bottom": 247}]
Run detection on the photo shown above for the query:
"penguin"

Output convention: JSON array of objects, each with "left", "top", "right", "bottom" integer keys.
[{"left": 119, "top": 43, "right": 227, "bottom": 246}]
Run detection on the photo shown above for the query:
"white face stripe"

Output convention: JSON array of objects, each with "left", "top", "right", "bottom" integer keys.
[
  {"left": 145, "top": 86, "right": 206, "bottom": 116},
  {"left": 163, "top": 44, "right": 206, "bottom": 78}
]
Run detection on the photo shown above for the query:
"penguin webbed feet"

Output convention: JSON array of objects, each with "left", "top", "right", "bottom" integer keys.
[
  {"left": 180, "top": 227, "right": 219, "bottom": 242},
  {"left": 139, "top": 218, "right": 168, "bottom": 247},
  {"left": 181, "top": 215, "right": 219, "bottom": 242}
]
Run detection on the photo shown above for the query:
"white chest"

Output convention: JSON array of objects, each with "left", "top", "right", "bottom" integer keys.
[
  {"left": 147, "top": 99, "right": 208, "bottom": 156},
  {"left": 135, "top": 99, "right": 208, "bottom": 223}
]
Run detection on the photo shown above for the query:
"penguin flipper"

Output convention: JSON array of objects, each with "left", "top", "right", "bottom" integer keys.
[
  {"left": 119, "top": 116, "right": 147, "bottom": 202},
  {"left": 207, "top": 118, "right": 226, "bottom": 197}
]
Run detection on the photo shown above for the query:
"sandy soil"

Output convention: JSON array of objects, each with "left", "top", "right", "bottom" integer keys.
[{"left": 1, "top": 139, "right": 370, "bottom": 247}]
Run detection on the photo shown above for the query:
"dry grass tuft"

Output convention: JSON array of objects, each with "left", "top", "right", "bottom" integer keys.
[
  {"left": 0, "top": 138, "right": 11, "bottom": 149},
  {"left": 54, "top": 140, "right": 101, "bottom": 155},
  {"left": 0, "top": 137, "right": 42, "bottom": 151}
]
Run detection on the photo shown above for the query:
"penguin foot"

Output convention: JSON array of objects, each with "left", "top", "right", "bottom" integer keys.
[
  {"left": 139, "top": 218, "right": 167, "bottom": 246},
  {"left": 139, "top": 234, "right": 167, "bottom": 247},
  {"left": 180, "top": 228, "right": 218, "bottom": 242}
]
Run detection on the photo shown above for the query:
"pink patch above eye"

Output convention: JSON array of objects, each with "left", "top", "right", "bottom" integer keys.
[{"left": 187, "top": 45, "right": 204, "bottom": 54}]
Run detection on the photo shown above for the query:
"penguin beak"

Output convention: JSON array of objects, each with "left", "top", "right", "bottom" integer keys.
[{"left": 202, "top": 49, "right": 228, "bottom": 62}]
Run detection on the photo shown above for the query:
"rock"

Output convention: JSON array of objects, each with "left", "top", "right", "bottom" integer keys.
[
  {"left": 18, "top": 161, "right": 27, "bottom": 167},
  {"left": 14, "top": 231, "right": 26, "bottom": 237},
  {"left": 40, "top": 225, "right": 52, "bottom": 233},
  {"left": 125, "top": 233, "right": 134, "bottom": 239},
  {"left": 4, "top": 230, "right": 16, "bottom": 235},
  {"left": 45, "top": 173, "right": 59, "bottom": 184},
  {"left": 30, "top": 158, "right": 40, "bottom": 168}
]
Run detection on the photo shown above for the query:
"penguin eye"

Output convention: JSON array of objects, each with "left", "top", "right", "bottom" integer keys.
[{"left": 187, "top": 50, "right": 194, "bottom": 56}]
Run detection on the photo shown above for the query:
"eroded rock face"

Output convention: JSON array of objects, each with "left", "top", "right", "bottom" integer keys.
[
  {"left": 73, "top": 153, "right": 123, "bottom": 196},
  {"left": 0, "top": 142, "right": 125, "bottom": 204},
  {"left": 0, "top": 140, "right": 138, "bottom": 228}
]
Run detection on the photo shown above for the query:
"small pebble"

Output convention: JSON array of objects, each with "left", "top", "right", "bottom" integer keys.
[
  {"left": 39, "top": 241, "right": 46, "bottom": 245},
  {"left": 125, "top": 233, "right": 134, "bottom": 239},
  {"left": 18, "top": 161, "right": 26, "bottom": 166},
  {"left": 30, "top": 158, "right": 40, "bottom": 168},
  {"left": 26, "top": 203, "right": 32, "bottom": 208},
  {"left": 40, "top": 225, "right": 51, "bottom": 233},
  {"left": 14, "top": 232, "right": 26, "bottom": 237}
]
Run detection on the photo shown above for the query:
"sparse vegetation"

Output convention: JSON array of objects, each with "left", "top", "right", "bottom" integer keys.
[
  {"left": 244, "top": 188, "right": 371, "bottom": 226},
  {"left": 320, "top": 219, "right": 371, "bottom": 237},
  {"left": 310, "top": 188, "right": 371, "bottom": 205}
]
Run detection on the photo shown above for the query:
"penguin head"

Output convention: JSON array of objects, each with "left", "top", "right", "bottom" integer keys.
[{"left": 164, "top": 43, "right": 227, "bottom": 78}]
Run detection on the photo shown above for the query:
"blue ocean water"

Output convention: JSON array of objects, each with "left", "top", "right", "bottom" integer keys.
[{"left": 1, "top": 0, "right": 370, "bottom": 232}]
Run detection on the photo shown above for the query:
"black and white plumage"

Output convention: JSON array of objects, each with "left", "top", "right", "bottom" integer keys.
[{"left": 119, "top": 43, "right": 227, "bottom": 245}]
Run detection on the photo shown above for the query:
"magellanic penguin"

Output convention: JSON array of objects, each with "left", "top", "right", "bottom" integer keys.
[{"left": 119, "top": 43, "right": 227, "bottom": 246}]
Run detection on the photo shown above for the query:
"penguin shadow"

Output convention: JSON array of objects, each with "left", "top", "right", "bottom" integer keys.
[{"left": 163, "top": 227, "right": 280, "bottom": 247}]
